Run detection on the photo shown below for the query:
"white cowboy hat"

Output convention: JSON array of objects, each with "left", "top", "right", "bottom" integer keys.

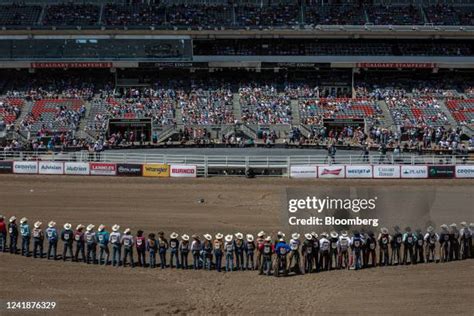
[
  {"left": 427, "top": 226, "right": 434, "bottom": 233},
  {"left": 440, "top": 224, "right": 448, "bottom": 230},
  {"left": 277, "top": 231, "right": 285, "bottom": 237},
  {"left": 181, "top": 234, "right": 189, "bottom": 241},
  {"left": 170, "top": 232, "right": 179, "bottom": 239},
  {"left": 215, "top": 233, "right": 223, "bottom": 240},
  {"left": 124, "top": 228, "right": 131, "bottom": 234},
  {"left": 304, "top": 233, "right": 312, "bottom": 240},
  {"left": 34, "top": 221, "right": 42, "bottom": 228},
  {"left": 235, "top": 232, "right": 243, "bottom": 240},
  {"left": 112, "top": 224, "right": 120, "bottom": 232},
  {"left": 76, "top": 224, "right": 85, "bottom": 230},
  {"left": 246, "top": 234, "right": 254, "bottom": 242},
  {"left": 470, "top": 223, "right": 474, "bottom": 229},
  {"left": 257, "top": 231, "right": 265, "bottom": 237},
  {"left": 20, "top": 217, "right": 28, "bottom": 224},
  {"left": 450, "top": 223, "right": 457, "bottom": 228},
  {"left": 9, "top": 216, "right": 16, "bottom": 223},
  {"left": 320, "top": 232, "right": 328, "bottom": 238},
  {"left": 460, "top": 222, "right": 467, "bottom": 228},
  {"left": 86, "top": 224, "right": 95, "bottom": 231},
  {"left": 64, "top": 223, "right": 72, "bottom": 230},
  {"left": 265, "top": 236, "right": 272, "bottom": 242},
  {"left": 380, "top": 227, "right": 389, "bottom": 234},
  {"left": 225, "top": 234, "right": 233, "bottom": 242},
  {"left": 330, "top": 231, "right": 338, "bottom": 238},
  {"left": 48, "top": 221, "right": 56, "bottom": 228},
  {"left": 292, "top": 233, "right": 300, "bottom": 240},
  {"left": 98, "top": 224, "right": 105, "bottom": 231},
  {"left": 341, "top": 230, "right": 349, "bottom": 237},
  {"left": 191, "top": 234, "right": 199, "bottom": 240},
  {"left": 204, "top": 234, "right": 212, "bottom": 241},
  {"left": 311, "top": 232, "right": 318, "bottom": 238}
]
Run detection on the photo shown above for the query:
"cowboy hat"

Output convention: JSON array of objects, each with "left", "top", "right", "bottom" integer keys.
[
  {"left": 277, "top": 231, "right": 285, "bottom": 238},
  {"left": 98, "top": 224, "right": 105, "bottom": 231},
  {"left": 204, "top": 234, "right": 212, "bottom": 241},
  {"left": 235, "top": 232, "right": 243, "bottom": 240},
  {"left": 341, "top": 230, "right": 349, "bottom": 237},
  {"left": 170, "top": 232, "right": 179, "bottom": 239},
  {"left": 86, "top": 224, "right": 95, "bottom": 231},
  {"left": 76, "top": 224, "right": 85, "bottom": 230},
  {"left": 112, "top": 224, "right": 120, "bottom": 232},
  {"left": 291, "top": 233, "right": 300, "bottom": 240},
  {"left": 215, "top": 233, "right": 223, "bottom": 240},
  {"left": 48, "top": 221, "right": 56, "bottom": 228},
  {"left": 450, "top": 223, "right": 457, "bottom": 228},
  {"left": 124, "top": 228, "right": 131, "bottom": 234},
  {"left": 191, "top": 234, "right": 199, "bottom": 240},
  {"left": 320, "top": 232, "right": 328, "bottom": 238},
  {"left": 257, "top": 231, "right": 265, "bottom": 237},
  {"left": 330, "top": 231, "right": 338, "bottom": 238},
  {"left": 20, "top": 217, "right": 28, "bottom": 224},
  {"left": 264, "top": 236, "right": 272, "bottom": 242},
  {"left": 34, "top": 221, "right": 42, "bottom": 228},
  {"left": 181, "top": 234, "right": 189, "bottom": 241},
  {"left": 311, "top": 232, "right": 318, "bottom": 238},
  {"left": 440, "top": 224, "right": 448, "bottom": 230},
  {"left": 304, "top": 233, "right": 313, "bottom": 240},
  {"left": 427, "top": 226, "right": 434, "bottom": 233},
  {"left": 9, "top": 216, "right": 16, "bottom": 223},
  {"left": 470, "top": 223, "right": 474, "bottom": 229},
  {"left": 246, "top": 234, "right": 254, "bottom": 242},
  {"left": 225, "top": 234, "right": 233, "bottom": 242},
  {"left": 64, "top": 223, "right": 72, "bottom": 230},
  {"left": 380, "top": 227, "right": 389, "bottom": 234},
  {"left": 460, "top": 222, "right": 467, "bottom": 228}
]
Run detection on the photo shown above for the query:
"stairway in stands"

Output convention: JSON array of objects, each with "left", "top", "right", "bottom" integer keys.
[
  {"left": 291, "top": 99, "right": 300, "bottom": 125},
  {"left": 232, "top": 93, "right": 241, "bottom": 121},
  {"left": 76, "top": 100, "right": 94, "bottom": 141},
  {"left": 437, "top": 98, "right": 458, "bottom": 128},
  {"left": 376, "top": 100, "right": 395, "bottom": 131}
]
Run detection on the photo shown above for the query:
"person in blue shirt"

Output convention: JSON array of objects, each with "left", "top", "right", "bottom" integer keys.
[
  {"left": 96, "top": 224, "right": 110, "bottom": 265},
  {"left": 45, "top": 221, "right": 58, "bottom": 260},
  {"left": 20, "top": 217, "right": 31, "bottom": 257},
  {"left": 274, "top": 237, "right": 291, "bottom": 277},
  {"left": 350, "top": 231, "right": 363, "bottom": 270}
]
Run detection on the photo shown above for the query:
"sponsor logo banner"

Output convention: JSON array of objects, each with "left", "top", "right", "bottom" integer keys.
[
  {"left": 356, "top": 63, "right": 436, "bottom": 69},
  {"left": 0, "top": 161, "right": 13, "bottom": 174},
  {"left": 89, "top": 163, "right": 117, "bottom": 176},
  {"left": 317, "top": 165, "right": 345, "bottom": 178},
  {"left": 373, "top": 165, "right": 401, "bottom": 178},
  {"left": 455, "top": 165, "right": 474, "bottom": 178},
  {"left": 345, "top": 165, "right": 373, "bottom": 178},
  {"left": 142, "top": 164, "right": 169, "bottom": 177},
  {"left": 38, "top": 161, "right": 64, "bottom": 175},
  {"left": 290, "top": 166, "right": 317, "bottom": 178},
  {"left": 117, "top": 163, "right": 143, "bottom": 176},
  {"left": 64, "top": 162, "right": 90, "bottom": 175},
  {"left": 13, "top": 161, "right": 38, "bottom": 174},
  {"left": 428, "top": 165, "right": 455, "bottom": 179},
  {"left": 170, "top": 165, "right": 197, "bottom": 178},
  {"left": 31, "top": 62, "right": 113, "bottom": 69},
  {"left": 401, "top": 165, "right": 428, "bottom": 179}
]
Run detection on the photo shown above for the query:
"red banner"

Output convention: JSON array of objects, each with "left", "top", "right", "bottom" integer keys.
[
  {"left": 357, "top": 63, "right": 436, "bottom": 69},
  {"left": 31, "top": 62, "right": 113, "bottom": 69}
]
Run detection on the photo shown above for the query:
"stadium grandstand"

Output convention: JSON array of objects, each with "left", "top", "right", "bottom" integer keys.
[{"left": 0, "top": 0, "right": 473, "bottom": 155}]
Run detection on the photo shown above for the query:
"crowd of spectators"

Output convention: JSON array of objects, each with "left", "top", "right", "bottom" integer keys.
[
  {"left": 42, "top": 4, "right": 100, "bottom": 26},
  {"left": 239, "top": 86, "right": 293, "bottom": 124}
]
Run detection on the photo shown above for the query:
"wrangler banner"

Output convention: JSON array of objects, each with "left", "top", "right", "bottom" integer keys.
[{"left": 142, "top": 164, "right": 170, "bottom": 177}]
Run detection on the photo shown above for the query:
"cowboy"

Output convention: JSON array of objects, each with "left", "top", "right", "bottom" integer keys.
[
  {"left": 311, "top": 232, "right": 320, "bottom": 272},
  {"left": 378, "top": 227, "right": 391, "bottom": 266},
  {"left": 245, "top": 234, "right": 256, "bottom": 270},
  {"left": 169, "top": 232, "right": 180, "bottom": 268},
  {"left": 110, "top": 224, "right": 122, "bottom": 267},
  {"left": 402, "top": 227, "right": 416, "bottom": 265},
  {"left": 365, "top": 231, "right": 377, "bottom": 268},
  {"left": 61, "top": 223, "right": 74, "bottom": 261},
  {"left": 147, "top": 233, "right": 158, "bottom": 268},
  {"left": 288, "top": 233, "right": 302, "bottom": 275},
  {"left": 259, "top": 236, "right": 273, "bottom": 276},
  {"left": 274, "top": 236, "right": 291, "bottom": 277},
  {"left": 319, "top": 232, "right": 330, "bottom": 271},
  {"left": 224, "top": 234, "right": 234, "bottom": 272},
  {"left": 122, "top": 228, "right": 135, "bottom": 268},
  {"left": 0, "top": 215, "right": 6, "bottom": 252},
  {"left": 191, "top": 234, "right": 201, "bottom": 270},
  {"left": 158, "top": 231, "right": 168, "bottom": 269},
  {"left": 8, "top": 216, "right": 18, "bottom": 254},
  {"left": 85, "top": 224, "right": 97, "bottom": 264},
  {"left": 459, "top": 222, "right": 471, "bottom": 260},
  {"left": 20, "top": 217, "right": 30, "bottom": 256},
  {"left": 469, "top": 223, "right": 474, "bottom": 259},
  {"left": 46, "top": 221, "right": 58, "bottom": 260},
  {"left": 329, "top": 231, "right": 339, "bottom": 270},
  {"left": 74, "top": 224, "right": 86, "bottom": 263},
  {"left": 350, "top": 231, "right": 363, "bottom": 270},
  {"left": 180, "top": 234, "right": 190, "bottom": 269},
  {"left": 136, "top": 230, "right": 146, "bottom": 267},
  {"left": 32, "top": 221, "right": 44, "bottom": 258},
  {"left": 255, "top": 231, "right": 265, "bottom": 271},
  {"left": 414, "top": 229, "right": 424, "bottom": 264},
  {"left": 96, "top": 224, "right": 109, "bottom": 265},
  {"left": 302, "top": 233, "right": 313, "bottom": 273},
  {"left": 202, "top": 234, "right": 213, "bottom": 270},
  {"left": 449, "top": 223, "right": 460, "bottom": 261},
  {"left": 438, "top": 224, "right": 450, "bottom": 262},
  {"left": 424, "top": 226, "right": 438, "bottom": 263},
  {"left": 338, "top": 230, "right": 351, "bottom": 269},
  {"left": 234, "top": 232, "right": 245, "bottom": 271},
  {"left": 391, "top": 226, "right": 403, "bottom": 265},
  {"left": 213, "top": 233, "right": 224, "bottom": 272}
]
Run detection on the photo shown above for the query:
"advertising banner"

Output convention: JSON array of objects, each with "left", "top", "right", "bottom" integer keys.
[
  {"left": 64, "top": 162, "right": 90, "bottom": 175},
  {"left": 31, "top": 62, "right": 113, "bottom": 69},
  {"left": 13, "top": 161, "right": 38, "bottom": 174},
  {"left": 373, "top": 165, "right": 401, "bottom": 178},
  {"left": 142, "top": 164, "right": 169, "bottom": 177},
  {"left": 428, "top": 165, "right": 455, "bottom": 179},
  {"left": 89, "top": 163, "right": 117, "bottom": 176},
  {"left": 290, "top": 166, "right": 317, "bottom": 178},
  {"left": 401, "top": 165, "right": 428, "bottom": 179},
  {"left": 0, "top": 161, "right": 13, "bottom": 174},
  {"left": 117, "top": 163, "right": 143, "bottom": 176},
  {"left": 170, "top": 165, "right": 197, "bottom": 178},
  {"left": 38, "top": 161, "right": 64, "bottom": 175},
  {"left": 345, "top": 165, "right": 373, "bottom": 178},
  {"left": 356, "top": 63, "right": 436, "bottom": 69},
  {"left": 317, "top": 165, "right": 345, "bottom": 178},
  {"left": 455, "top": 165, "right": 474, "bottom": 178}
]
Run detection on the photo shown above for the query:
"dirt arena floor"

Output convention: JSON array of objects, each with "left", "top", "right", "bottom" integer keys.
[{"left": 0, "top": 175, "right": 473, "bottom": 315}]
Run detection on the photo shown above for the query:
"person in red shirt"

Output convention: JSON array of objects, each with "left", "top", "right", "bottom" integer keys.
[{"left": 136, "top": 230, "right": 146, "bottom": 267}]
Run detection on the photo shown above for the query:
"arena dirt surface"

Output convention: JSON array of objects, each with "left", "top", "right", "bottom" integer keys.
[{"left": 0, "top": 175, "right": 473, "bottom": 315}]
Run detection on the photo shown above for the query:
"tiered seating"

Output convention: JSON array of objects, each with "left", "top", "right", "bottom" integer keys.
[
  {"left": 178, "top": 89, "right": 234, "bottom": 125},
  {"left": 424, "top": 5, "right": 460, "bottom": 25},
  {"left": 0, "top": 98, "right": 23, "bottom": 125},
  {"left": 0, "top": 4, "right": 41, "bottom": 26},
  {"left": 239, "top": 86, "right": 292, "bottom": 124},
  {"left": 446, "top": 99, "right": 474, "bottom": 126},
  {"left": 166, "top": 5, "right": 232, "bottom": 28},
  {"left": 235, "top": 5, "right": 300, "bottom": 27},
  {"left": 366, "top": 5, "right": 423, "bottom": 25},
  {"left": 27, "top": 99, "right": 84, "bottom": 133},
  {"left": 305, "top": 5, "right": 366, "bottom": 25},
  {"left": 43, "top": 4, "right": 100, "bottom": 26},
  {"left": 386, "top": 97, "right": 450, "bottom": 127},
  {"left": 103, "top": 4, "right": 165, "bottom": 26}
]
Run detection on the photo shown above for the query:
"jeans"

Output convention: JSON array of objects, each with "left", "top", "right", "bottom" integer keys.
[
  {"left": 149, "top": 250, "right": 156, "bottom": 268},
  {"left": 123, "top": 247, "right": 134, "bottom": 267},
  {"left": 99, "top": 245, "right": 110, "bottom": 265},
  {"left": 180, "top": 251, "right": 189, "bottom": 269},
  {"left": 63, "top": 243, "right": 73, "bottom": 261},
  {"left": 137, "top": 248, "right": 146, "bottom": 267},
  {"left": 0, "top": 232, "right": 6, "bottom": 252},
  {"left": 21, "top": 236, "right": 30, "bottom": 256},
  {"left": 214, "top": 250, "right": 222, "bottom": 272},
  {"left": 112, "top": 244, "right": 121, "bottom": 267},
  {"left": 47, "top": 241, "right": 57, "bottom": 260},
  {"left": 245, "top": 251, "right": 254, "bottom": 270},
  {"left": 170, "top": 250, "right": 179, "bottom": 268},
  {"left": 86, "top": 244, "right": 97, "bottom": 264},
  {"left": 159, "top": 250, "right": 167, "bottom": 269},
  {"left": 33, "top": 239, "right": 43, "bottom": 258},
  {"left": 192, "top": 251, "right": 200, "bottom": 270},
  {"left": 260, "top": 255, "right": 272, "bottom": 275},
  {"left": 235, "top": 250, "right": 244, "bottom": 270},
  {"left": 353, "top": 250, "right": 362, "bottom": 270},
  {"left": 9, "top": 235, "right": 17, "bottom": 254},
  {"left": 203, "top": 251, "right": 212, "bottom": 270},
  {"left": 75, "top": 243, "right": 86, "bottom": 262},
  {"left": 225, "top": 253, "right": 234, "bottom": 272}
]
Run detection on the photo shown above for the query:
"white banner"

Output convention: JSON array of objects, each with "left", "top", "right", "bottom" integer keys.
[
  {"left": 290, "top": 166, "right": 317, "bottom": 178},
  {"left": 455, "top": 165, "right": 474, "bottom": 178},
  {"left": 345, "top": 165, "right": 373, "bottom": 178},
  {"left": 373, "top": 165, "right": 401, "bottom": 178},
  {"left": 317, "top": 165, "right": 345, "bottom": 178},
  {"left": 38, "top": 161, "right": 64, "bottom": 175},
  {"left": 401, "top": 165, "right": 428, "bottom": 178},
  {"left": 64, "top": 162, "right": 90, "bottom": 175},
  {"left": 13, "top": 161, "right": 38, "bottom": 174},
  {"left": 170, "top": 165, "right": 197, "bottom": 178}
]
